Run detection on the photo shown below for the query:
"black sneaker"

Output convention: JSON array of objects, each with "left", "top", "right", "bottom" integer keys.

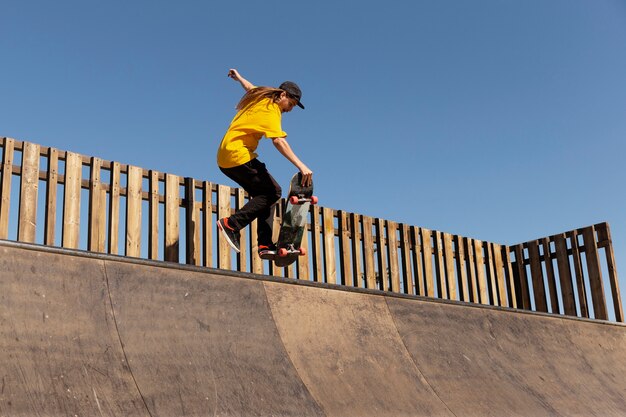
[
  {"left": 217, "top": 218, "right": 240, "bottom": 253},
  {"left": 258, "top": 243, "right": 277, "bottom": 260}
]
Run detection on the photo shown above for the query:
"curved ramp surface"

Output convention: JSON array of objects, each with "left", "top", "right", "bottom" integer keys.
[
  {"left": 388, "top": 297, "right": 626, "bottom": 416},
  {"left": 1, "top": 241, "right": 625, "bottom": 417},
  {"left": 104, "top": 260, "right": 324, "bottom": 416}
]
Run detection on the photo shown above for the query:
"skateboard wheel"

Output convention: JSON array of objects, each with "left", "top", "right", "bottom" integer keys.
[
  {"left": 289, "top": 195, "right": 300, "bottom": 205},
  {"left": 278, "top": 248, "right": 289, "bottom": 257},
  {"left": 298, "top": 247, "right": 307, "bottom": 256},
  {"left": 310, "top": 196, "right": 318, "bottom": 205}
]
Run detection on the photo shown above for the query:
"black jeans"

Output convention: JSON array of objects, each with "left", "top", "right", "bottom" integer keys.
[{"left": 219, "top": 159, "right": 282, "bottom": 246}]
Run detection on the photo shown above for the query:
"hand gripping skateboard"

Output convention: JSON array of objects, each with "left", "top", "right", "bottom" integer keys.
[{"left": 274, "top": 173, "right": 318, "bottom": 267}]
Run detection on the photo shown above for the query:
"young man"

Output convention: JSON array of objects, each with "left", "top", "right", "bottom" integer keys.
[{"left": 216, "top": 69, "right": 313, "bottom": 259}]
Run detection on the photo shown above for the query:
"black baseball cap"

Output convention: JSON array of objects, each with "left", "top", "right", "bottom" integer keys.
[{"left": 279, "top": 81, "right": 305, "bottom": 109}]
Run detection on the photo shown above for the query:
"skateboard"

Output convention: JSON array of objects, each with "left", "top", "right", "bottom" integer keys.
[{"left": 274, "top": 173, "right": 318, "bottom": 267}]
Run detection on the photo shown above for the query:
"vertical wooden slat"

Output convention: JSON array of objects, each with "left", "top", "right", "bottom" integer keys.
[
  {"left": 323, "top": 207, "right": 336, "bottom": 284},
  {"left": 484, "top": 243, "right": 498, "bottom": 306},
  {"left": 192, "top": 184, "right": 202, "bottom": 266},
  {"left": 18, "top": 142, "right": 40, "bottom": 243},
  {"left": 250, "top": 216, "right": 263, "bottom": 274},
  {"left": 165, "top": 174, "right": 180, "bottom": 262},
  {"left": 492, "top": 243, "right": 507, "bottom": 307},
  {"left": 272, "top": 203, "right": 282, "bottom": 247},
  {"left": 44, "top": 148, "right": 58, "bottom": 246},
  {"left": 362, "top": 215, "right": 376, "bottom": 289},
  {"left": 298, "top": 226, "right": 310, "bottom": 280},
  {"left": 568, "top": 230, "right": 589, "bottom": 318},
  {"left": 88, "top": 158, "right": 100, "bottom": 251},
  {"left": 502, "top": 245, "right": 517, "bottom": 308},
  {"left": 375, "top": 218, "right": 388, "bottom": 291},
  {"left": 267, "top": 203, "right": 280, "bottom": 278},
  {"left": 443, "top": 233, "right": 456, "bottom": 300},
  {"left": 0, "top": 138, "right": 15, "bottom": 239},
  {"left": 310, "top": 205, "right": 323, "bottom": 282},
  {"left": 400, "top": 224, "right": 414, "bottom": 295},
  {"left": 554, "top": 233, "right": 576, "bottom": 316},
  {"left": 465, "top": 238, "right": 479, "bottom": 303},
  {"left": 216, "top": 184, "right": 231, "bottom": 269},
  {"left": 596, "top": 223, "right": 623, "bottom": 322},
  {"left": 234, "top": 188, "right": 247, "bottom": 272},
  {"left": 541, "top": 237, "right": 560, "bottom": 314},
  {"left": 387, "top": 221, "right": 400, "bottom": 293},
  {"left": 271, "top": 204, "right": 282, "bottom": 278},
  {"left": 148, "top": 171, "right": 160, "bottom": 260},
  {"left": 202, "top": 181, "right": 214, "bottom": 268},
  {"left": 88, "top": 157, "right": 106, "bottom": 252},
  {"left": 62, "top": 152, "right": 82, "bottom": 249},
  {"left": 185, "top": 177, "right": 201, "bottom": 266},
  {"left": 249, "top": 218, "right": 261, "bottom": 272},
  {"left": 432, "top": 231, "right": 446, "bottom": 299},
  {"left": 351, "top": 213, "right": 363, "bottom": 288},
  {"left": 421, "top": 228, "right": 435, "bottom": 298},
  {"left": 473, "top": 240, "right": 488, "bottom": 305},
  {"left": 339, "top": 210, "right": 352, "bottom": 286},
  {"left": 513, "top": 244, "right": 531, "bottom": 309},
  {"left": 97, "top": 165, "right": 107, "bottom": 251},
  {"left": 283, "top": 260, "right": 296, "bottom": 279},
  {"left": 411, "top": 227, "right": 425, "bottom": 296},
  {"left": 582, "top": 226, "right": 608, "bottom": 320},
  {"left": 108, "top": 162, "right": 121, "bottom": 255},
  {"left": 125, "top": 165, "right": 143, "bottom": 258},
  {"left": 527, "top": 240, "right": 548, "bottom": 312},
  {"left": 454, "top": 235, "right": 470, "bottom": 302}
]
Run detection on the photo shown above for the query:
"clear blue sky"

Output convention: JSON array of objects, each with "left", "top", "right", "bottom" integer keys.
[{"left": 2, "top": 0, "right": 625, "bottom": 315}]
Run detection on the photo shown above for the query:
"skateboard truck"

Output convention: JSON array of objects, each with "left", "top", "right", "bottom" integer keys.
[
  {"left": 278, "top": 244, "right": 307, "bottom": 258},
  {"left": 289, "top": 195, "right": 318, "bottom": 205}
]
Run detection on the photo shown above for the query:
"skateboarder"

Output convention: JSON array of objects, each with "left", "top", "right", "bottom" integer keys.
[{"left": 217, "top": 69, "right": 313, "bottom": 259}]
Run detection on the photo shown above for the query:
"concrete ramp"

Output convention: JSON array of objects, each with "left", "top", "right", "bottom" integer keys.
[
  {"left": 105, "top": 259, "right": 324, "bottom": 416},
  {"left": 388, "top": 298, "right": 626, "bottom": 416},
  {"left": 0, "top": 243, "right": 323, "bottom": 417},
  {"left": 265, "top": 283, "right": 453, "bottom": 416},
  {"left": 1, "top": 241, "right": 625, "bottom": 416}
]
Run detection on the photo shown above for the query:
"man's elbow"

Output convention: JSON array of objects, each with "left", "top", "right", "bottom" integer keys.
[{"left": 272, "top": 137, "right": 287, "bottom": 146}]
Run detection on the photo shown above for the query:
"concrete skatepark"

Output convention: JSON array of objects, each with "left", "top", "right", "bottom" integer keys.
[{"left": 1, "top": 240, "right": 625, "bottom": 416}]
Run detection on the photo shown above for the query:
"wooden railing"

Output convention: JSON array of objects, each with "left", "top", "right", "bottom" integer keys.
[{"left": 1, "top": 137, "right": 623, "bottom": 322}]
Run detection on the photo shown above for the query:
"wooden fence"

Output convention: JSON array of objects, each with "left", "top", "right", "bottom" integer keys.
[{"left": 1, "top": 138, "right": 623, "bottom": 322}]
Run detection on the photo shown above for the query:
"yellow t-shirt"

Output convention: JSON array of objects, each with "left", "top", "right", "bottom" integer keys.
[{"left": 217, "top": 98, "right": 287, "bottom": 168}]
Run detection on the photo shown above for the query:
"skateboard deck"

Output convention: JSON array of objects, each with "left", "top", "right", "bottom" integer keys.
[{"left": 274, "top": 173, "right": 317, "bottom": 267}]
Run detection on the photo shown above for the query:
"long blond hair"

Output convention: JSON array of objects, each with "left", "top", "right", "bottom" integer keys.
[{"left": 236, "top": 86, "right": 283, "bottom": 111}]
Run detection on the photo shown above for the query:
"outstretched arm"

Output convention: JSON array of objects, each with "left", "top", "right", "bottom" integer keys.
[
  {"left": 271, "top": 137, "right": 313, "bottom": 187},
  {"left": 228, "top": 69, "right": 255, "bottom": 91}
]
